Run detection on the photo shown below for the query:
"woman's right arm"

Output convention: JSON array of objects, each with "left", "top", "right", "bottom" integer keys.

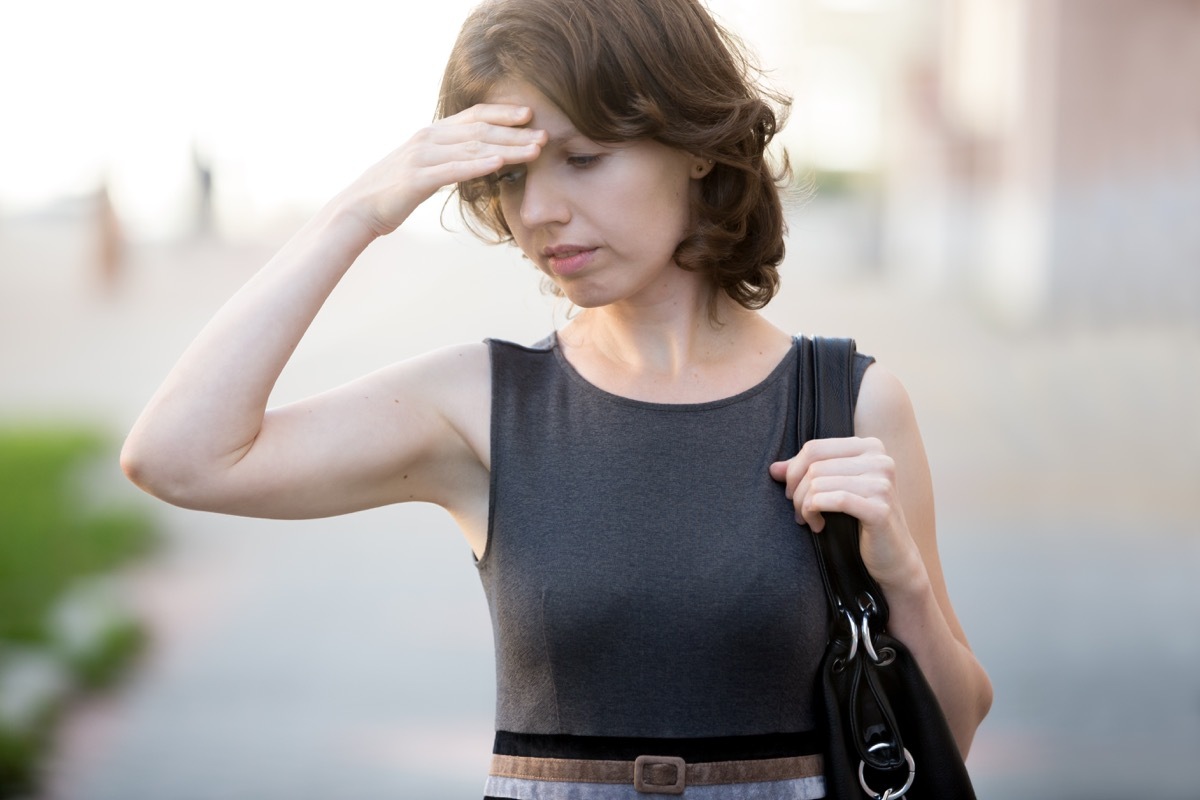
[{"left": 120, "top": 104, "right": 546, "bottom": 519}]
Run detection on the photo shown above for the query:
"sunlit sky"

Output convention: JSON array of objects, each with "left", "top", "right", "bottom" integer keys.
[{"left": 0, "top": 0, "right": 887, "bottom": 239}]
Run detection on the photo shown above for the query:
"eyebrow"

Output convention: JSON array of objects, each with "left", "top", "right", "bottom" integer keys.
[{"left": 545, "top": 134, "right": 575, "bottom": 147}]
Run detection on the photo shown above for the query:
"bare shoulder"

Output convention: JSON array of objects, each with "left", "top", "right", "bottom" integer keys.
[
  {"left": 386, "top": 340, "right": 492, "bottom": 462},
  {"left": 378, "top": 340, "right": 490, "bottom": 401},
  {"left": 853, "top": 361, "right": 920, "bottom": 443},
  {"left": 401, "top": 340, "right": 491, "bottom": 389}
]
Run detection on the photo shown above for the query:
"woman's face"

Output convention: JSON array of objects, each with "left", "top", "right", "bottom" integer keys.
[{"left": 484, "top": 79, "right": 705, "bottom": 310}]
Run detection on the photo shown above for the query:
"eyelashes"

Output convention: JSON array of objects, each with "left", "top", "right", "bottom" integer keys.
[
  {"left": 565, "top": 155, "right": 600, "bottom": 169},
  {"left": 496, "top": 167, "right": 524, "bottom": 185},
  {"left": 494, "top": 154, "right": 603, "bottom": 187}
]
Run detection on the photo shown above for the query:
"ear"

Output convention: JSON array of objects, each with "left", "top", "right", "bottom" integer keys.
[{"left": 690, "top": 156, "right": 715, "bottom": 179}]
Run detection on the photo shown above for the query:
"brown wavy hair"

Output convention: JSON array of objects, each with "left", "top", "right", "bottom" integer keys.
[{"left": 436, "top": 0, "right": 791, "bottom": 310}]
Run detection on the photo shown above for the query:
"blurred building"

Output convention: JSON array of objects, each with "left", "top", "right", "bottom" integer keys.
[
  {"left": 789, "top": 0, "right": 1200, "bottom": 327},
  {"left": 938, "top": 0, "right": 1200, "bottom": 326}
]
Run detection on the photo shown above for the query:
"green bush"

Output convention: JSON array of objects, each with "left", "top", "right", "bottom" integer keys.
[
  {"left": 0, "top": 425, "right": 157, "bottom": 795},
  {"left": 0, "top": 428, "right": 154, "bottom": 644},
  {"left": 0, "top": 723, "right": 48, "bottom": 798}
]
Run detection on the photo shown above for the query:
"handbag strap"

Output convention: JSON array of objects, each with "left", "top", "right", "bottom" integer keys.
[
  {"left": 797, "top": 335, "right": 890, "bottom": 629},
  {"left": 799, "top": 335, "right": 911, "bottom": 775}
]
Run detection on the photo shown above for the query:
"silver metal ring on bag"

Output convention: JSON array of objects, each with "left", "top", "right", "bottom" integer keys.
[
  {"left": 844, "top": 607, "right": 859, "bottom": 663},
  {"left": 859, "top": 612, "right": 882, "bottom": 663},
  {"left": 858, "top": 744, "right": 915, "bottom": 800}
]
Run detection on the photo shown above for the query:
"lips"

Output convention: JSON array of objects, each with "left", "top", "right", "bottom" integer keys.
[{"left": 543, "top": 245, "right": 597, "bottom": 277}]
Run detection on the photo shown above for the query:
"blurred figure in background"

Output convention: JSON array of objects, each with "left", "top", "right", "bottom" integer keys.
[
  {"left": 191, "top": 143, "right": 214, "bottom": 239},
  {"left": 93, "top": 181, "right": 123, "bottom": 294}
]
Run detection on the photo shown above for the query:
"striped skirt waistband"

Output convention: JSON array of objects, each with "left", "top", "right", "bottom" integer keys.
[{"left": 485, "top": 730, "right": 825, "bottom": 799}]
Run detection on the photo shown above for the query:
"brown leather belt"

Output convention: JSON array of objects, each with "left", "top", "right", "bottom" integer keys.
[{"left": 489, "top": 752, "right": 824, "bottom": 795}]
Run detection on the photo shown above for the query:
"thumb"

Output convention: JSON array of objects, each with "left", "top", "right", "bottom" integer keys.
[{"left": 768, "top": 460, "right": 789, "bottom": 482}]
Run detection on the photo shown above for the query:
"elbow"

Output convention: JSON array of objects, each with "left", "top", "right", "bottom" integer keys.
[
  {"left": 120, "top": 432, "right": 204, "bottom": 509},
  {"left": 120, "top": 433, "right": 153, "bottom": 493},
  {"left": 967, "top": 645, "right": 994, "bottom": 728},
  {"left": 955, "top": 658, "right": 994, "bottom": 759},
  {"left": 121, "top": 429, "right": 253, "bottom": 513},
  {"left": 975, "top": 664, "right": 995, "bottom": 727},
  {"left": 120, "top": 433, "right": 176, "bottom": 503}
]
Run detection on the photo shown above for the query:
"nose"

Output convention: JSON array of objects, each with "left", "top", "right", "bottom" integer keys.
[{"left": 518, "top": 164, "right": 571, "bottom": 229}]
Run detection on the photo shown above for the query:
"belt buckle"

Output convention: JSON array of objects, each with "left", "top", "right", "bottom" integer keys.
[{"left": 633, "top": 755, "right": 686, "bottom": 795}]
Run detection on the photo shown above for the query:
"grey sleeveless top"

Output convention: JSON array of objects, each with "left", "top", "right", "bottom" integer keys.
[{"left": 479, "top": 335, "right": 873, "bottom": 739}]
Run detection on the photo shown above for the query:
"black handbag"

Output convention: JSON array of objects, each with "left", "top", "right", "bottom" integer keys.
[{"left": 798, "top": 336, "right": 976, "bottom": 800}]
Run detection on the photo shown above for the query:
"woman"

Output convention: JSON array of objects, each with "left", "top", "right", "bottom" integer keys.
[{"left": 121, "top": 0, "right": 992, "bottom": 796}]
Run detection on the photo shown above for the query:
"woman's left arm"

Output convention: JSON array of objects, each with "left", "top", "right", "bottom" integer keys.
[{"left": 769, "top": 362, "right": 993, "bottom": 755}]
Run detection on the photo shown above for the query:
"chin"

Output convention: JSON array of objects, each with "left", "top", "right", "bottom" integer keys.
[
  {"left": 561, "top": 295, "right": 608, "bottom": 311},
  {"left": 551, "top": 281, "right": 609, "bottom": 310}
]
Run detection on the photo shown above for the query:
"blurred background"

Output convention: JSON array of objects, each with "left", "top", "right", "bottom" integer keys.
[{"left": 0, "top": 0, "right": 1196, "bottom": 798}]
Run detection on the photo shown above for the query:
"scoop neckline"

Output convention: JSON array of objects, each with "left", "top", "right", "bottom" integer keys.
[{"left": 547, "top": 332, "right": 798, "bottom": 412}]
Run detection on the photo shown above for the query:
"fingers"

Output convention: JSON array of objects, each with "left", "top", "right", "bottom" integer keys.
[
  {"left": 434, "top": 105, "right": 547, "bottom": 153},
  {"left": 800, "top": 475, "right": 893, "bottom": 531},
  {"left": 769, "top": 437, "right": 893, "bottom": 531},
  {"left": 427, "top": 120, "right": 546, "bottom": 151},
  {"left": 348, "top": 102, "right": 548, "bottom": 237},
  {"left": 447, "top": 102, "right": 535, "bottom": 127},
  {"left": 769, "top": 436, "right": 924, "bottom": 592},
  {"left": 770, "top": 437, "right": 886, "bottom": 497},
  {"left": 415, "top": 153, "right": 519, "bottom": 192},
  {"left": 412, "top": 105, "right": 548, "bottom": 187}
]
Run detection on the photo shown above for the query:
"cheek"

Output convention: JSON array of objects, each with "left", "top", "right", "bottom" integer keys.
[
  {"left": 647, "top": 178, "right": 695, "bottom": 242},
  {"left": 611, "top": 168, "right": 690, "bottom": 229},
  {"left": 645, "top": 159, "right": 694, "bottom": 218}
]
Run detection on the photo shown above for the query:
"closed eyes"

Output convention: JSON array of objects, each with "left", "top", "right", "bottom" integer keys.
[
  {"left": 496, "top": 167, "right": 524, "bottom": 185},
  {"left": 566, "top": 154, "right": 601, "bottom": 169},
  {"left": 495, "top": 155, "right": 602, "bottom": 186}
]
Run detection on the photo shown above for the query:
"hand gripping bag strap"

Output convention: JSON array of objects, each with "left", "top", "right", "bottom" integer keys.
[{"left": 799, "top": 335, "right": 976, "bottom": 800}]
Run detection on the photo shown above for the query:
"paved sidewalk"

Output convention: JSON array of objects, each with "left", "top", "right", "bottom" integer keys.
[{"left": 3, "top": 216, "right": 1198, "bottom": 799}]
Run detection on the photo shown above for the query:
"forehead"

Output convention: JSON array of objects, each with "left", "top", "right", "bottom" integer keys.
[
  {"left": 483, "top": 78, "right": 546, "bottom": 107},
  {"left": 484, "top": 79, "right": 577, "bottom": 136}
]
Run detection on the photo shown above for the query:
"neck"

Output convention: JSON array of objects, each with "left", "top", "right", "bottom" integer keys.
[
  {"left": 555, "top": 277, "right": 793, "bottom": 404},
  {"left": 562, "top": 290, "right": 762, "bottom": 377}
]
